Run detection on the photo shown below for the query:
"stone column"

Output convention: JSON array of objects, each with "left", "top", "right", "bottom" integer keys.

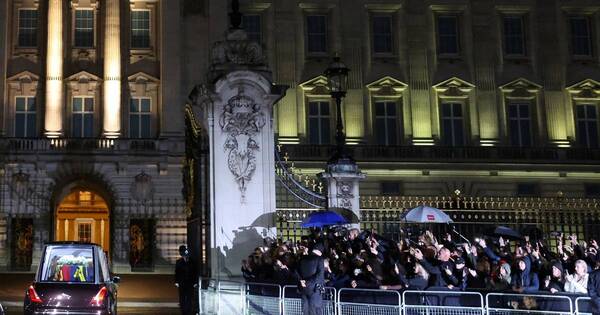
[
  {"left": 319, "top": 165, "right": 365, "bottom": 229},
  {"left": 44, "top": 0, "right": 64, "bottom": 138},
  {"left": 103, "top": 0, "right": 121, "bottom": 138},
  {"left": 160, "top": 0, "right": 183, "bottom": 137},
  {"left": 204, "top": 71, "right": 283, "bottom": 277},
  {"left": 0, "top": 0, "right": 7, "bottom": 136}
]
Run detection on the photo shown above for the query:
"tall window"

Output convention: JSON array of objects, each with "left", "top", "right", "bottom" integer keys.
[
  {"left": 78, "top": 223, "right": 92, "bottom": 243},
  {"left": 503, "top": 15, "right": 526, "bottom": 56},
  {"left": 437, "top": 15, "right": 459, "bottom": 55},
  {"left": 440, "top": 102, "right": 464, "bottom": 146},
  {"left": 15, "top": 96, "right": 36, "bottom": 137},
  {"left": 374, "top": 101, "right": 398, "bottom": 145},
  {"left": 570, "top": 16, "right": 593, "bottom": 57},
  {"left": 576, "top": 104, "right": 598, "bottom": 148},
  {"left": 131, "top": 10, "right": 151, "bottom": 49},
  {"left": 308, "top": 101, "right": 330, "bottom": 144},
  {"left": 242, "top": 14, "right": 261, "bottom": 43},
  {"left": 372, "top": 16, "right": 393, "bottom": 54},
  {"left": 130, "top": 98, "right": 152, "bottom": 138},
  {"left": 74, "top": 9, "right": 94, "bottom": 47},
  {"left": 72, "top": 97, "right": 94, "bottom": 138},
  {"left": 18, "top": 9, "right": 38, "bottom": 47},
  {"left": 306, "top": 15, "right": 327, "bottom": 54},
  {"left": 508, "top": 102, "right": 533, "bottom": 147}
]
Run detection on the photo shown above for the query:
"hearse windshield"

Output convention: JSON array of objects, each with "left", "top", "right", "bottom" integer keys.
[{"left": 41, "top": 246, "right": 95, "bottom": 283}]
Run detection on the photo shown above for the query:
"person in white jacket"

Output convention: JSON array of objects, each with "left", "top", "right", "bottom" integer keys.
[{"left": 564, "top": 259, "right": 589, "bottom": 294}]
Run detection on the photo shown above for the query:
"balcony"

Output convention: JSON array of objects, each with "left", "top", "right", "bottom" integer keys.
[
  {"left": 0, "top": 137, "right": 184, "bottom": 155},
  {"left": 279, "top": 144, "right": 600, "bottom": 164}
]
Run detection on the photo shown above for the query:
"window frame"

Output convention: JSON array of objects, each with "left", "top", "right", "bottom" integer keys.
[
  {"left": 14, "top": 96, "right": 37, "bottom": 138},
  {"left": 305, "top": 14, "right": 329, "bottom": 56},
  {"left": 130, "top": 9, "right": 152, "bottom": 50},
  {"left": 501, "top": 14, "right": 528, "bottom": 58},
  {"left": 73, "top": 8, "right": 95, "bottom": 48},
  {"left": 242, "top": 14, "right": 262, "bottom": 44},
  {"left": 17, "top": 8, "right": 38, "bottom": 48},
  {"left": 436, "top": 14, "right": 461, "bottom": 57},
  {"left": 71, "top": 96, "right": 95, "bottom": 138},
  {"left": 507, "top": 101, "right": 534, "bottom": 147},
  {"left": 371, "top": 14, "right": 394, "bottom": 56},
  {"left": 306, "top": 99, "right": 332, "bottom": 145},
  {"left": 129, "top": 97, "right": 153, "bottom": 139},
  {"left": 440, "top": 102, "right": 466, "bottom": 146},
  {"left": 568, "top": 15, "right": 594, "bottom": 59},
  {"left": 373, "top": 99, "right": 400, "bottom": 145},
  {"left": 575, "top": 103, "right": 599, "bottom": 148}
]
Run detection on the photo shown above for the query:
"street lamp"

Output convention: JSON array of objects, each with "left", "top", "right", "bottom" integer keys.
[{"left": 324, "top": 56, "right": 354, "bottom": 168}]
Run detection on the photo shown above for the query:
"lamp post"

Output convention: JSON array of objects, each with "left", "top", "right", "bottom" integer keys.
[
  {"left": 324, "top": 56, "right": 354, "bottom": 169},
  {"left": 320, "top": 56, "right": 364, "bottom": 227}
]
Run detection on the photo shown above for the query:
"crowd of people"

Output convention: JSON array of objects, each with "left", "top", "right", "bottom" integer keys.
[{"left": 241, "top": 226, "right": 600, "bottom": 311}]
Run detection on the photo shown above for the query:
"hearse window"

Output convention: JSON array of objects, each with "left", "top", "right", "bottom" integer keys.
[{"left": 41, "top": 246, "right": 95, "bottom": 282}]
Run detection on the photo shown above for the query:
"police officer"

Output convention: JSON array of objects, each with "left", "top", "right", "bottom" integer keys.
[
  {"left": 296, "top": 242, "right": 325, "bottom": 315},
  {"left": 175, "top": 245, "right": 197, "bottom": 315}
]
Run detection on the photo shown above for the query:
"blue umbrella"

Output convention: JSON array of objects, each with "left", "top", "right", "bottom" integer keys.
[
  {"left": 301, "top": 210, "right": 348, "bottom": 228},
  {"left": 403, "top": 205, "right": 453, "bottom": 223}
]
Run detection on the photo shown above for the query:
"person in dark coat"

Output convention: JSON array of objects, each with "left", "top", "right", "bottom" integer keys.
[
  {"left": 588, "top": 268, "right": 600, "bottom": 315},
  {"left": 511, "top": 256, "right": 539, "bottom": 293},
  {"left": 296, "top": 242, "right": 325, "bottom": 315},
  {"left": 413, "top": 247, "right": 459, "bottom": 289},
  {"left": 175, "top": 245, "right": 197, "bottom": 315}
]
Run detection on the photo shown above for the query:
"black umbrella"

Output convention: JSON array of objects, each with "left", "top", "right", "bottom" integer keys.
[{"left": 487, "top": 226, "right": 523, "bottom": 240}]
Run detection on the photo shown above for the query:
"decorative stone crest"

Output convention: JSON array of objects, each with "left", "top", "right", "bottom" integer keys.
[
  {"left": 219, "top": 87, "right": 266, "bottom": 198},
  {"left": 336, "top": 181, "right": 354, "bottom": 209},
  {"left": 130, "top": 172, "right": 155, "bottom": 203}
]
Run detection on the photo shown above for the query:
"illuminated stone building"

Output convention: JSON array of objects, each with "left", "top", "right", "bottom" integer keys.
[
  {"left": 235, "top": 0, "right": 600, "bottom": 250},
  {"left": 0, "top": 0, "right": 231, "bottom": 273},
  {"left": 2, "top": 0, "right": 600, "bottom": 275}
]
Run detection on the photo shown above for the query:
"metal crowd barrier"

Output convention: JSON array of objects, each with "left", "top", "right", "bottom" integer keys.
[
  {"left": 575, "top": 296, "right": 592, "bottom": 315},
  {"left": 245, "top": 282, "right": 282, "bottom": 315},
  {"left": 337, "top": 288, "right": 401, "bottom": 315},
  {"left": 282, "top": 285, "right": 337, "bottom": 315},
  {"left": 198, "top": 279, "right": 594, "bottom": 315},
  {"left": 403, "top": 290, "right": 485, "bottom": 315},
  {"left": 486, "top": 292, "right": 573, "bottom": 315},
  {"left": 216, "top": 280, "right": 245, "bottom": 314}
]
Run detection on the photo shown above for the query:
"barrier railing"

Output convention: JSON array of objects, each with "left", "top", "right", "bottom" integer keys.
[
  {"left": 486, "top": 293, "right": 573, "bottom": 315},
  {"left": 197, "top": 279, "right": 593, "bottom": 315},
  {"left": 282, "top": 285, "right": 337, "bottom": 315},
  {"left": 575, "top": 296, "right": 592, "bottom": 315},
  {"left": 403, "top": 290, "right": 484, "bottom": 315},
  {"left": 338, "top": 288, "right": 401, "bottom": 315},
  {"left": 216, "top": 280, "right": 245, "bottom": 314},
  {"left": 245, "top": 282, "right": 281, "bottom": 315}
]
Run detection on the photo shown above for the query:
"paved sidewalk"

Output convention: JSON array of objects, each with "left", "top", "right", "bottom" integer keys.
[{"left": 0, "top": 273, "right": 181, "bottom": 313}]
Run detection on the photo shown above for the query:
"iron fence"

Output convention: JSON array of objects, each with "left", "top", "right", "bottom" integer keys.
[{"left": 276, "top": 195, "right": 600, "bottom": 248}]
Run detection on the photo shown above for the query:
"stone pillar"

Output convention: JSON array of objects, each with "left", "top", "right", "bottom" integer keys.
[
  {"left": 103, "top": 0, "right": 121, "bottom": 138},
  {"left": 319, "top": 164, "right": 365, "bottom": 228},
  {"left": 189, "top": 27, "right": 285, "bottom": 278},
  {"left": 0, "top": 0, "right": 7, "bottom": 136},
  {"left": 44, "top": 0, "right": 64, "bottom": 138},
  {"left": 160, "top": 0, "right": 184, "bottom": 137}
]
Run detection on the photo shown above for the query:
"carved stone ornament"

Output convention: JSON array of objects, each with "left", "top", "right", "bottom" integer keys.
[
  {"left": 130, "top": 172, "right": 155, "bottom": 203},
  {"left": 219, "top": 87, "right": 266, "bottom": 198},
  {"left": 209, "top": 29, "right": 270, "bottom": 82},
  {"left": 336, "top": 181, "right": 354, "bottom": 209}
]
